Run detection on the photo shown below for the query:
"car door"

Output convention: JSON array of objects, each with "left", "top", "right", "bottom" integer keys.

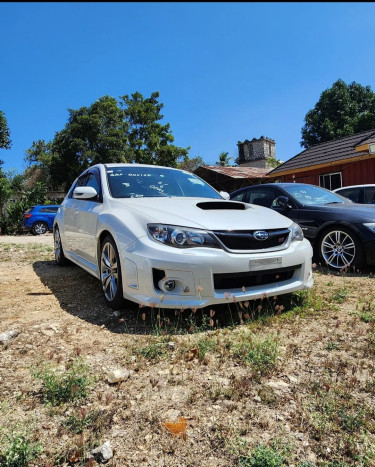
[
  {"left": 61, "top": 180, "right": 84, "bottom": 254},
  {"left": 74, "top": 169, "right": 103, "bottom": 270}
]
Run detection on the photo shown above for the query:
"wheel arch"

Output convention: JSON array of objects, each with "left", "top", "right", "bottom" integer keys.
[
  {"left": 97, "top": 229, "right": 115, "bottom": 269},
  {"left": 314, "top": 220, "right": 362, "bottom": 246}
]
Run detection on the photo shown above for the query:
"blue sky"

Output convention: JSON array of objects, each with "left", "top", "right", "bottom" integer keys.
[{"left": 1, "top": 2, "right": 375, "bottom": 174}]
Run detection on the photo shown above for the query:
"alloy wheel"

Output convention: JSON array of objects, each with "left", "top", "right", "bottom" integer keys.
[
  {"left": 101, "top": 241, "right": 119, "bottom": 302},
  {"left": 33, "top": 222, "right": 47, "bottom": 235},
  {"left": 321, "top": 229, "right": 356, "bottom": 269},
  {"left": 54, "top": 228, "right": 62, "bottom": 262}
]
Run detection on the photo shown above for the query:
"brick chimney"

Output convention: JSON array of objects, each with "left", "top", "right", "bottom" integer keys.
[{"left": 237, "top": 136, "right": 276, "bottom": 168}]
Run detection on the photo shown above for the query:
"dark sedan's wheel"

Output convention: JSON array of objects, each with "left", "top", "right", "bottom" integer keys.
[
  {"left": 318, "top": 226, "right": 364, "bottom": 270},
  {"left": 32, "top": 221, "right": 48, "bottom": 235},
  {"left": 100, "top": 235, "right": 125, "bottom": 309},
  {"left": 54, "top": 227, "right": 68, "bottom": 266}
]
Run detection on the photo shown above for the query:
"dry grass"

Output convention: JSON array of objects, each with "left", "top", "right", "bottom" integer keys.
[{"left": 0, "top": 236, "right": 375, "bottom": 466}]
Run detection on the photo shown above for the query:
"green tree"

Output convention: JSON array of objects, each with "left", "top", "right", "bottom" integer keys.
[
  {"left": 266, "top": 157, "right": 283, "bottom": 169},
  {"left": 301, "top": 79, "right": 375, "bottom": 148},
  {"left": 178, "top": 154, "right": 205, "bottom": 173},
  {"left": 50, "top": 95, "right": 128, "bottom": 189},
  {"left": 216, "top": 151, "right": 232, "bottom": 167},
  {"left": 0, "top": 110, "right": 11, "bottom": 171},
  {"left": 120, "top": 91, "right": 189, "bottom": 167},
  {"left": 0, "top": 170, "right": 47, "bottom": 234},
  {"left": 25, "top": 91, "right": 189, "bottom": 191},
  {"left": 0, "top": 110, "right": 11, "bottom": 151}
]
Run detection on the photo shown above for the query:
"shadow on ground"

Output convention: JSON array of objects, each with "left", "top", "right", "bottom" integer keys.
[
  {"left": 32, "top": 260, "right": 249, "bottom": 336},
  {"left": 34, "top": 258, "right": 375, "bottom": 337}
]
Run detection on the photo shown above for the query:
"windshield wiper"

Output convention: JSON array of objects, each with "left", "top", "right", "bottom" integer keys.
[{"left": 323, "top": 201, "right": 343, "bottom": 205}]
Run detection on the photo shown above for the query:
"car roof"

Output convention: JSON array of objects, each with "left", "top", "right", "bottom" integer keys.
[
  {"left": 231, "top": 182, "right": 319, "bottom": 193},
  {"left": 333, "top": 184, "right": 375, "bottom": 191},
  {"left": 100, "top": 163, "right": 187, "bottom": 172}
]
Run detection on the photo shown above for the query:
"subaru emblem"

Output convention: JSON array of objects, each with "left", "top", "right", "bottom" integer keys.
[{"left": 253, "top": 230, "right": 269, "bottom": 241}]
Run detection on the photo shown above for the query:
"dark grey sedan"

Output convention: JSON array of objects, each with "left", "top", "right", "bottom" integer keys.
[{"left": 230, "top": 183, "right": 375, "bottom": 270}]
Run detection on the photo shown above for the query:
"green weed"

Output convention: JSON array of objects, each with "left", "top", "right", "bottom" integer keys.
[
  {"left": 0, "top": 429, "right": 42, "bottom": 467},
  {"left": 196, "top": 336, "right": 217, "bottom": 361},
  {"left": 238, "top": 444, "right": 285, "bottom": 466},
  {"left": 232, "top": 334, "right": 278, "bottom": 378},
  {"left": 138, "top": 341, "right": 167, "bottom": 361},
  {"left": 33, "top": 358, "right": 93, "bottom": 405},
  {"left": 330, "top": 287, "right": 350, "bottom": 304}
]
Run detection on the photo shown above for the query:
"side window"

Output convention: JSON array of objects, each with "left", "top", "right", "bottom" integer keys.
[
  {"left": 76, "top": 175, "right": 89, "bottom": 188},
  {"left": 39, "top": 207, "right": 59, "bottom": 213},
  {"left": 338, "top": 188, "right": 361, "bottom": 203},
  {"left": 248, "top": 189, "right": 278, "bottom": 208},
  {"left": 231, "top": 191, "right": 248, "bottom": 202},
  {"left": 364, "top": 187, "right": 375, "bottom": 204},
  {"left": 70, "top": 171, "right": 102, "bottom": 202},
  {"left": 86, "top": 173, "right": 101, "bottom": 195},
  {"left": 68, "top": 174, "right": 88, "bottom": 198}
]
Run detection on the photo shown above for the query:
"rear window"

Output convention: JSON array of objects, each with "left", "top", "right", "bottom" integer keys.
[
  {"left": 39, "top": 206, "right": 59, "bottom": 213},
  {"left": 24, "top": 207, "right": 35, "bottom": 214}
]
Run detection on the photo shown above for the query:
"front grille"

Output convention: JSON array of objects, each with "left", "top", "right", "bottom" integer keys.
[
  {"left": 213, "top": 266, "right": 300, "bottom": 290},
  {"left": 212, "top": 229, "right": 290, "bottom": 251}
]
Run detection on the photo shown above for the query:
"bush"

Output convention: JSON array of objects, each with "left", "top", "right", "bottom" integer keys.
[{"left": 0, "top": 177, "right": 47, "bottom": 235}]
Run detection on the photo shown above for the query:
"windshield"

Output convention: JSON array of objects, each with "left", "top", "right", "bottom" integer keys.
[
  {"left": 282, "top": 184, "right": 347, "bottom": 206},
  {"left": 106, "top": 166, "right": 222, "bottom": 199}
]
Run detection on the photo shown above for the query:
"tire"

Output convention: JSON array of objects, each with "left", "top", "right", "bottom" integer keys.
[
  {"left": 317, "top": 226, "right": 364, "bottom": 270},
  {"left": 54, "top": 227, "right": 68, "bottom": 266},
  {"left": 100, "top": 235, "right": 125, "bottom": 309},
  {"left": 31, "top": 221, "right": 48, "bottom": 235}
]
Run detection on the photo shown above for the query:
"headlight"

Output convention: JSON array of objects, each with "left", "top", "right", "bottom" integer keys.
[
  {"left": 363, "top": 223, "right": 375, "bottom": 233},
  {"left": 290, "top": 222, "right": 304, "bottom": 242},
  {"left": 148, "top": 224, "right": 219, "bottom": 248}
]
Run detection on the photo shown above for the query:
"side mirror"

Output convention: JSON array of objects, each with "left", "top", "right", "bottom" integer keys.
[
  {"left": 73, "top": 186, "right": 98, "bottom": 200},
  {"left": 276, "top": 196, "right": 292, "bottom": 209},
  {"left": 220, "top": 191, "right": 230, "bottom": 200}
]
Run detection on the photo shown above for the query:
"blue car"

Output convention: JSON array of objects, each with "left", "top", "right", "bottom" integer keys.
[{"left": 23, "top": 205, "right": 60, "bottom": 235}]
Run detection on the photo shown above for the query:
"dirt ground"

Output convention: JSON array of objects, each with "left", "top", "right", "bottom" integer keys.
[{"left": 0, "top": 234, "right": 375, "bottom": 466}]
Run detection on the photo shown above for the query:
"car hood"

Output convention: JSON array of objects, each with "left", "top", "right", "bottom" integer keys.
[
  {"left": 114, "top": 197, "right": 293, "bottom": 230},
  {"left": 303, "top": 202, "right": 375, "bottom": 221}
]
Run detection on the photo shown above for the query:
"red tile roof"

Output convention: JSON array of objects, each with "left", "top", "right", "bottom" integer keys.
[{"left": 195, "top": 165, "right": 270, "bottom": 179}]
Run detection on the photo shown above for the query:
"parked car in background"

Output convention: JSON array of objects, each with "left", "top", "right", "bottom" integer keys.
[
  {"left": 53, "top": 164, "right": 313, "bottom": 310},
  {"left": 230, "top": 183, "right": 375, "bottom": 270},
  {"left": 333, "top": 184, "right": 375, "bottom": 205},
  {"left": 23, "top": 205, "right": 60, "bottom": 235}
]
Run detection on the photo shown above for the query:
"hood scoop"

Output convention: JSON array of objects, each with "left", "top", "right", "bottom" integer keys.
[{"left": 196, "top": 201, "right": 246, "bottom": 210}]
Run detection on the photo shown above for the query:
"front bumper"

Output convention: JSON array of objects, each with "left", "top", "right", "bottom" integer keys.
[{"left": 119, "top": 236, "right": 314, "bottom": 309}]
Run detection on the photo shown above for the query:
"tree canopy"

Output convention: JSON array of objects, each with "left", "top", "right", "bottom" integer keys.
[
  {"left": 0, "top": 110, "right": 11, "bottom": 171},
  {"left": 25, "top": 92, "right": 190, "bottom": 190},
  {"left": 301, "top": 79, "right": 375, "bottom": 148},
  {"left": 216, "top": 152, "right": 232, "bottom": 167},
  {"left": 0, "top": 110, "right": 11, "bottom": 151}
]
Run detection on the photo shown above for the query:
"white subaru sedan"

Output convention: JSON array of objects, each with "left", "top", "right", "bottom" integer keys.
[{"left": 53, "top": 164, "right": 313, "bottom": 309}]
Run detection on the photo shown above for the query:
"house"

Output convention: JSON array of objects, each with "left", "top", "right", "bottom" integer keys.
[
  {"left": 194, "top": 136, "right": 275, "bottom": 192},
  {"left": 193, "top": 165, "right": 270, "bottom": 193},
  {"left": 268, "top": 129, "right": 375, "bottom": 190}
]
